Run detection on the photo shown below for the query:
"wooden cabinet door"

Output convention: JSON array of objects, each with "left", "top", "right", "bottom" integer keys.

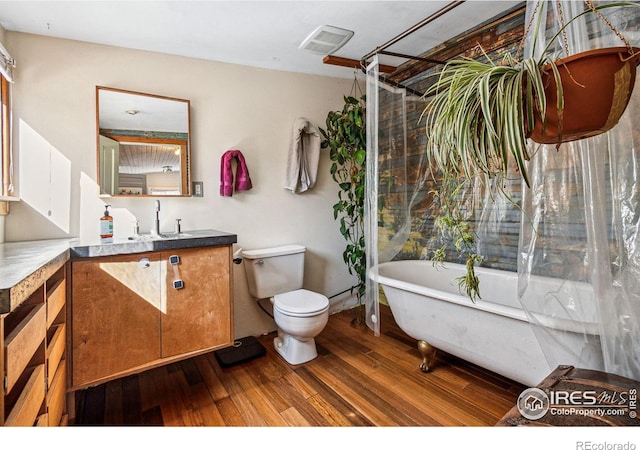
[
  {"left": 71, "top": 253, "right": 162, "bottom": 387},
  {"left": 160, "top": 246, "right": 232, "bottom": 358}
]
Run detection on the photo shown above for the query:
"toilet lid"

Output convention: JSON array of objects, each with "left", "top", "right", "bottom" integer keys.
[{"left": 273, "top": 289, "right": 329, "bottom": 316}]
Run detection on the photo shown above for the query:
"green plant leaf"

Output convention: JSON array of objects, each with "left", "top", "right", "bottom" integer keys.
[{"left": 323, "top": 94, "right": 367, "bottom": 302}]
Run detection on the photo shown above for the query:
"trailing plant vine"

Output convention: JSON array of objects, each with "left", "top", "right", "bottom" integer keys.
[
  {"left": 429, "top": 173, "right": 483, "bottom": 302},
  {"left": 319, "top": 94, "right": 367, "bottom": 308}
]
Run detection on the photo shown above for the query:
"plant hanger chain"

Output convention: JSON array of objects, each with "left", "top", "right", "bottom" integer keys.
[
  {"left": 515, "top": 0, "right": 635, "bottom": 61},
  {"left": 583, "top": 0, "right": 634, "bottom": 54},
  {"left": 556, "top": 0, "right": 571, "bottom": 56},
  {"left": 350, "top": 67, "right": 364, "bottom": 100},
  {"left": 514, "top": 0, "right": 542, "bottom": 61}
]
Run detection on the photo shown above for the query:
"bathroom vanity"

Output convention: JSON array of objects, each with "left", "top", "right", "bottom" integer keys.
[
  {"left": 68, "top": 230, "right": 237, "bottom": 390},
  {"left": 0, "top": 229, "right": 236, "bottom": 426}
]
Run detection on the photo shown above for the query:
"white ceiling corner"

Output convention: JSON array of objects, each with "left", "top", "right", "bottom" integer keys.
[{"left": 0, "top": 1, "right": 523, "bottom": 78}]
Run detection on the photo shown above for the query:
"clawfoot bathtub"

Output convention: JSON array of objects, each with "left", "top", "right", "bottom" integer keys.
[{"left": 371, "top": 260, "right": 603, "bottom": 387}]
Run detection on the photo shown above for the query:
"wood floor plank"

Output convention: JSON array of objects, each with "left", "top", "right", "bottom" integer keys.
[
  {"left": 268, "top": 375, "right": 332, "bottom": 426},
  {"left": 320, "top": 326, "right": 504, "bottom": 425},
  {"left": 187, "top": 382, "right": 226, "bottom": 426},
  {"left": 167, "top": 369, "right": 205, "bottom": 426},
  {"left": 318, "top": 335, "right": 448, "bottom": 425},
  {"left": 281, "top": 406, "right": 311, "bottom": 426},
  {"left": 121, "top": 376, "right": 144, "bottom": 425},
  {"left": 308, "top": 353, "right": 404, "bottom": 426},
  {"left": 202, "top": 352, "right": 270, "bottom": 426},
  {"left": 103, "top": 379, "right": 124, "bottom": 425},
  {"left": 229, "top": 364, "right": 289, "bottom": 426},
  {"left": 294, "top": 365, "right": 374, "bottom": 426},
  {"left": 77, "top": 383, "right": 105, "bottom": 425},
  {"left": 142, "top": 405, "right": 164, "bottom": 425},
  {"left": 138, "top": 366, "right": 168, "bottom": 424},
  {"left": 178, "top": 357, "right": 205, "bottom": 386},
  {"left": 214, "top": 396, "right": 247, "bottom": 426},
  {"left": 318, "top": 325, "right": 464, "bottom": 422},
  {"left": 153, "top": 365, "right": 186, "bottom": 426},
  {"left": 305, "top": 393, "right": 355, "bottom": 427},
  {"left": 214, "top": 364, "right": 270, "bottom": 426},
  {"left": 246, "top": 373, "right": 291, "bottom": 414},
  {"left": 194, "top": 354, "right": 229, "bottom": 402},
  {"left": 320, "top": 310, "right": 430, "bottom": 377},
  {"left": 71, "top": 305, "right": 523, "bottom": 427}
]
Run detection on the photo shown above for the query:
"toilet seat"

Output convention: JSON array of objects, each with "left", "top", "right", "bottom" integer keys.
[{"left": 273, "top": 289, "right": 329, "bottom": 317}]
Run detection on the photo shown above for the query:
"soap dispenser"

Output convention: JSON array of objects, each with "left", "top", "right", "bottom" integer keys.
[{"left": 100, "top": 204, "right": 114, "bottom": 243}]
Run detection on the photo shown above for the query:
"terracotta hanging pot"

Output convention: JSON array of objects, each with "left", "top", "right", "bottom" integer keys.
[{"left": 530, "top": 46, "right": 640, "bottom": 145}]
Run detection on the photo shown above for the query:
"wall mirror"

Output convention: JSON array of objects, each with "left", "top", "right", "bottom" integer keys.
[{"left": 96, "top": 86, "right": 191, "bottom": 196}]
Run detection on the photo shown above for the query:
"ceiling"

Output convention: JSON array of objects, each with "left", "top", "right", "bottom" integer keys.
[{"left": 0, "top": 1, "right": 522, "bottom": 78}]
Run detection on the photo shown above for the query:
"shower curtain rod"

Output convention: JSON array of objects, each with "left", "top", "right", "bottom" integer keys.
[
  {"left": 377, "top": 50, "right": 445, "bottom": 65},
  {"left": 358, "top": 0, "right": 465, "bottom": 98},
  {"left": 359, "top": 0, "right": 464, "bottom": 68}
]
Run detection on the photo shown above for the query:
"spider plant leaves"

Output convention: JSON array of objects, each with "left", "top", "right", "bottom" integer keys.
[{"left": 424, "top": 54, "right": 538, "bottom": 188}]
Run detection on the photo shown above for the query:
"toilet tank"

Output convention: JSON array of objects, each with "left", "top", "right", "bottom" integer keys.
[{"left": 241, "top": 244, "right": 306, "bottom": 299}]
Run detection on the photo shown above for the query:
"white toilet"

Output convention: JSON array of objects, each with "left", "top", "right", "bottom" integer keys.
[{"left": 242, "top": 244, "right": 329, "bottom": 365}]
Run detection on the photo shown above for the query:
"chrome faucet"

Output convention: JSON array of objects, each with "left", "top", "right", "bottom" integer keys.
[{"left": 153, "top": 200, "right": 161, "bottom": 235}]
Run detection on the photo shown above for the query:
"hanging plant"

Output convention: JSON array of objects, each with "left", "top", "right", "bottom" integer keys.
[
  {"left": 320, "top": 94, "right": 367, "bottom": 314},
  {"left": 422, "top": 0, "right": 640, "bottom": 301},
  {"left": 424, "top": 1, "right": 639, "bottom": 188}
]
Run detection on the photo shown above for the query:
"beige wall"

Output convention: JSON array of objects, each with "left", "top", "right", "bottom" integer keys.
[{"left": 5, "top": 31, "right": 359, "bottom": 337}]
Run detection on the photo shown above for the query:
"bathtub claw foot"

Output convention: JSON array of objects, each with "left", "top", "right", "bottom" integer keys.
[{"left": 417, "top": 340, "right": 436, "bottom": 372}]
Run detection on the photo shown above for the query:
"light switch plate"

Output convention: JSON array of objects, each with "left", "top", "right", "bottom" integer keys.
[{"left": 192, "top": 181, "right": 203, "bottom": 197}]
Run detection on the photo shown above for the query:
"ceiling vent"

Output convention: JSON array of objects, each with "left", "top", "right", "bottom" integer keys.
[{"left": 299, "top": 25, "right": 354, "bottom": 55}]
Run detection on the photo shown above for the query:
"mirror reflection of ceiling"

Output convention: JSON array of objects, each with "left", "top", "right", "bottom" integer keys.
[
  {"left": 118, "top": 142, "right": 181, "bottom": 174},
  {"left": 99, "top": 89, "right": 188, "bottom": 133}
]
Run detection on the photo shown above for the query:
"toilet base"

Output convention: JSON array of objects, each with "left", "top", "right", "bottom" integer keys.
[{"left": 273, "top": 331, "right": 319, "bottom": 365}]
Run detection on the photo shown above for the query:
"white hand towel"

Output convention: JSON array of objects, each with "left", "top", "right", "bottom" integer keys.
[{"left": 284, "top": 118, "right": 321, "bottom": 194}]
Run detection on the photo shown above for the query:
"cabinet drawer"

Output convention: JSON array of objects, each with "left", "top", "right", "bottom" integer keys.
[
  {"left": 46, "top": 279, "right": 66, "bottom": 328},
  {"left": 46, "top": 360, "right": 66, "bottom": 426},
  {"left": 4, "top": 364, "right": 45, "bottom": 426},
  {"left": 46, "top": 324, "right": 66, "bottom": 387},
  {"left": 4, "top": 303, "right": 46, "bottom": 393}
]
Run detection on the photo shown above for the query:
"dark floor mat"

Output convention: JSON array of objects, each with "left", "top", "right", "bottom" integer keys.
[{"left": 214, "top": 336, "right": 267, "bottom": 368}]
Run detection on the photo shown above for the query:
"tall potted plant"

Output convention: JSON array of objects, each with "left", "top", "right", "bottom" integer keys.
[
  {"left": 320, "top": 95, "right": 367, "bottom": 323},
  {"left": 423, "top": 1, "right": 640, "bottom": 300}
]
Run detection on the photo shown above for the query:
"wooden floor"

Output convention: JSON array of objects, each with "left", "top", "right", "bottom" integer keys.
[{"left": 72, "top": 305, "right": 524, "bottom": 426}]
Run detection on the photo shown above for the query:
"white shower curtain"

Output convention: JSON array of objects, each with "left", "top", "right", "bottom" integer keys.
[{"left": 518, "top": 0, "right": 640, "bottom": 380}]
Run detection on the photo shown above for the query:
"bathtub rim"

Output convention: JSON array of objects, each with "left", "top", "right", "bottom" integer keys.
[{"left": 370, "top": 260, "right": 600, "bottom": 335}]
